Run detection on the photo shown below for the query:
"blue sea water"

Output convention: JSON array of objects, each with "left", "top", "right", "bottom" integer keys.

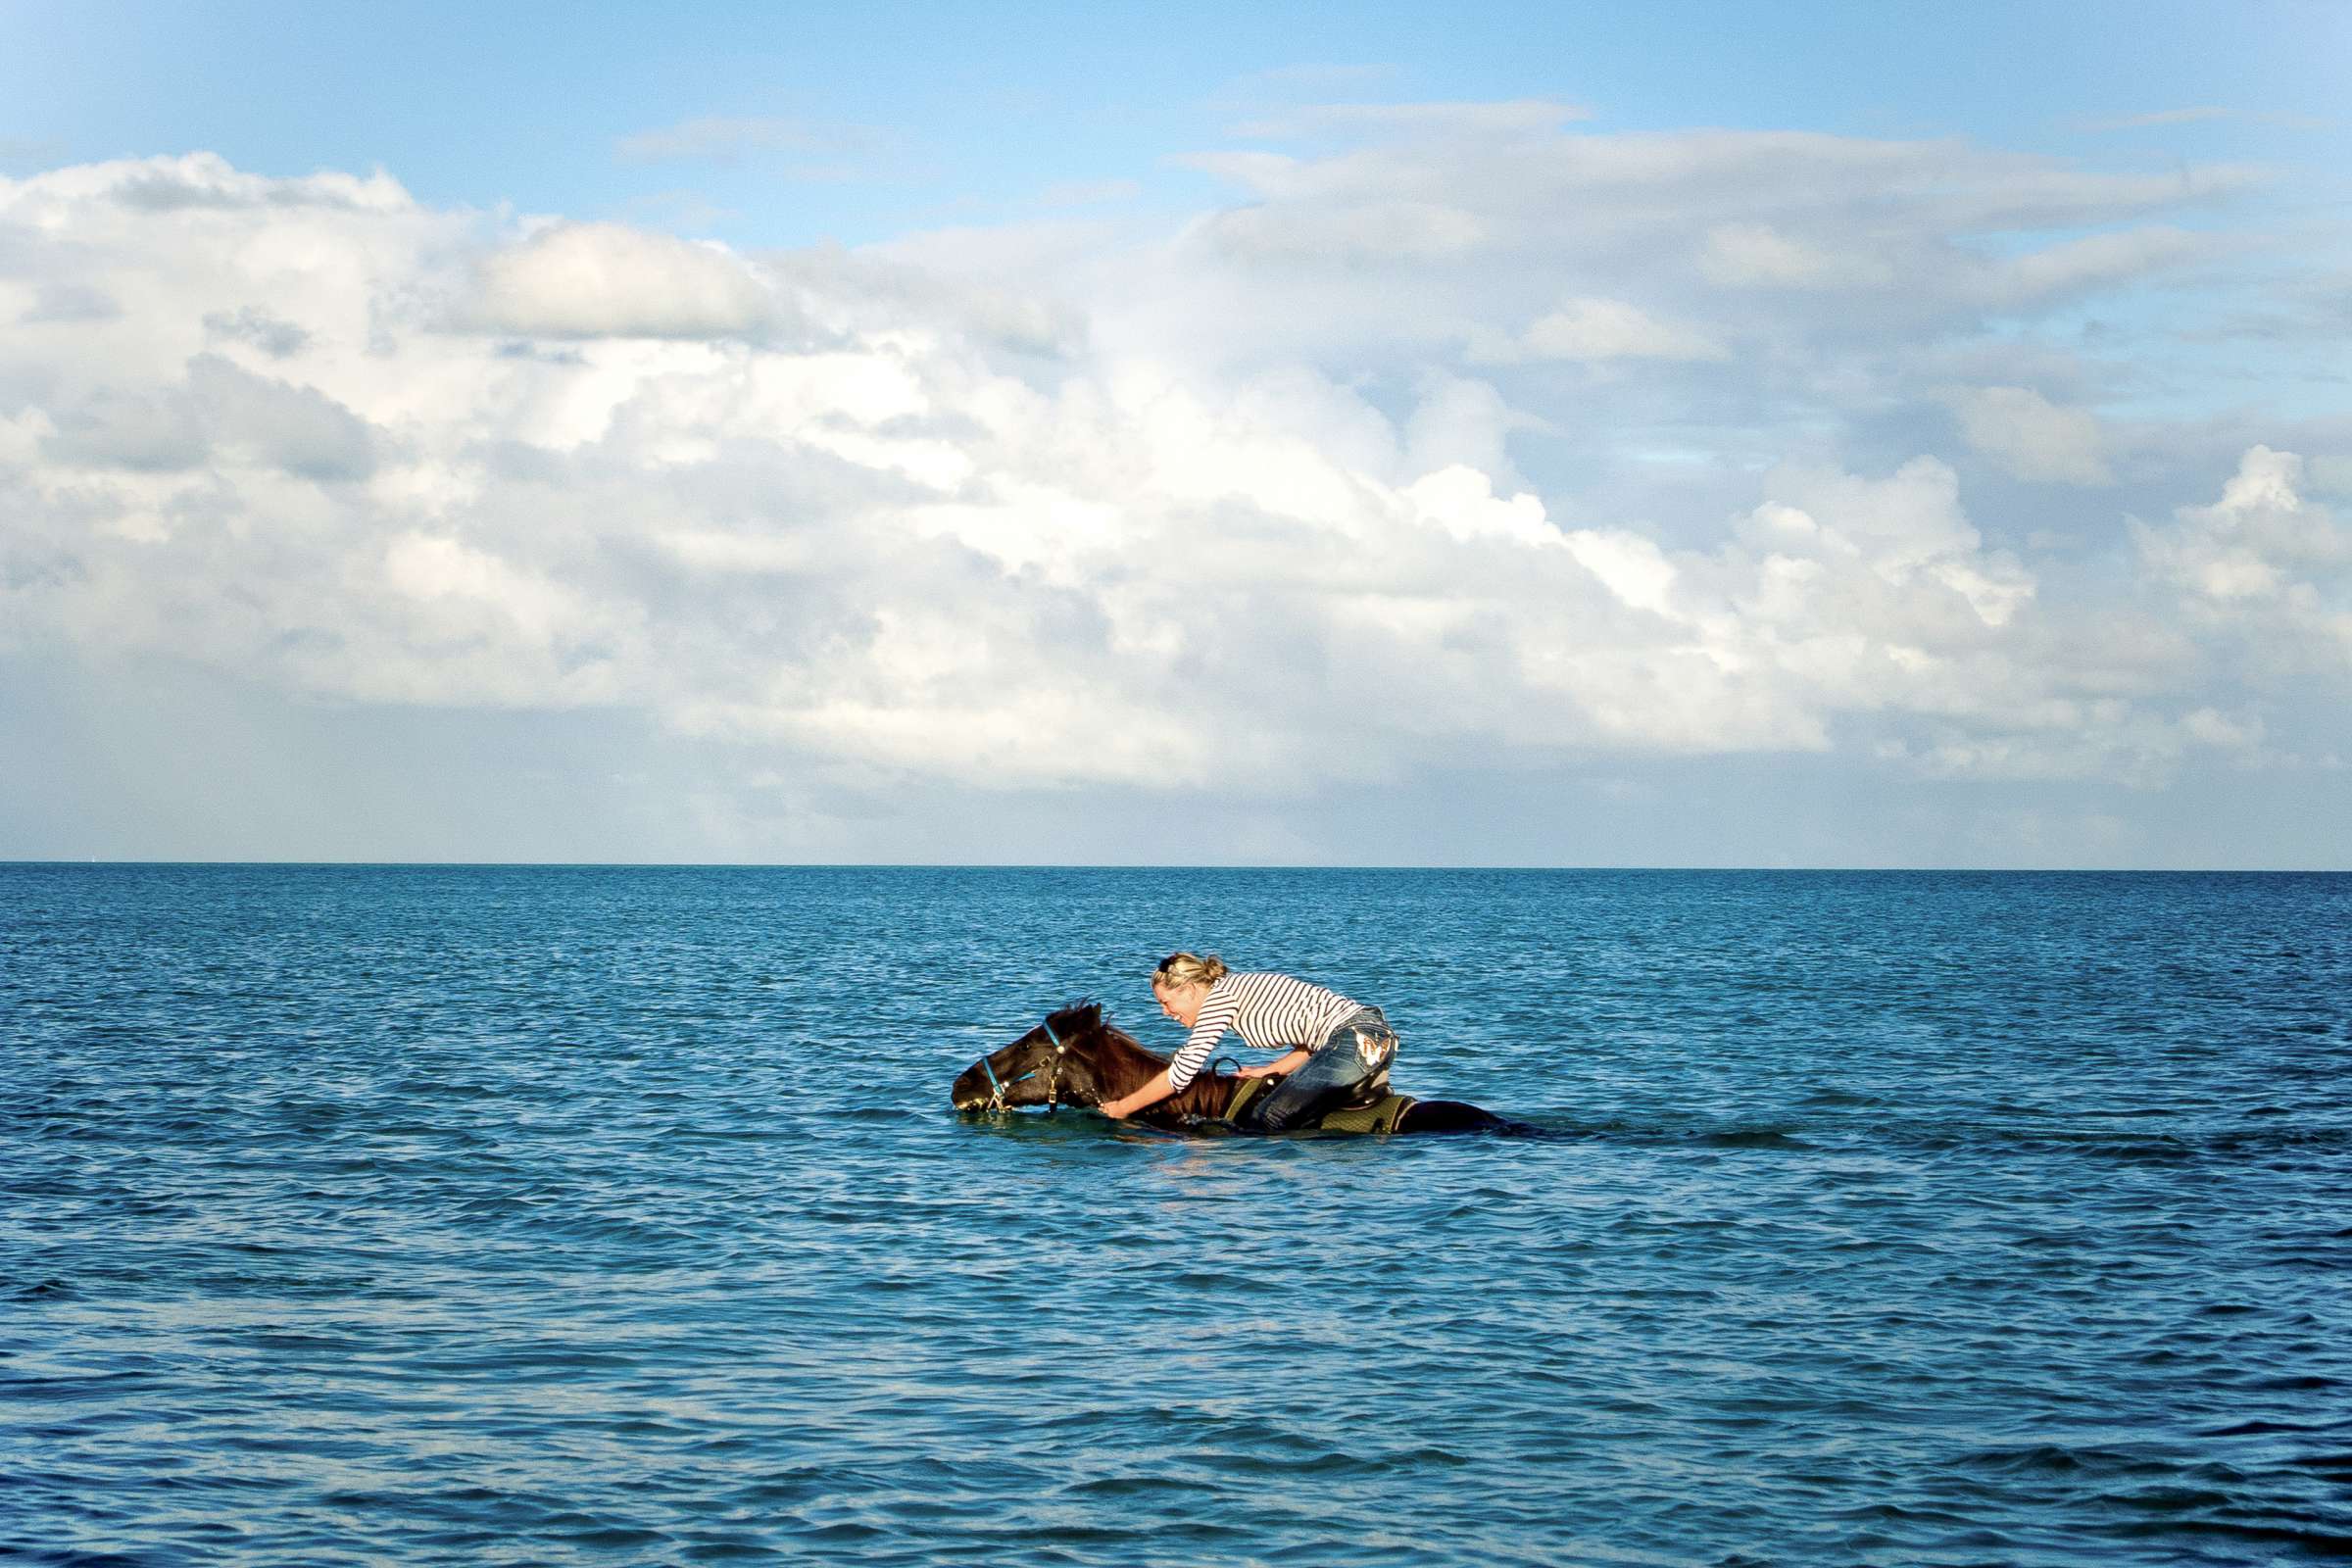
[{"left": 3, "top": 865, "right": 2349, "bottom": 1567}]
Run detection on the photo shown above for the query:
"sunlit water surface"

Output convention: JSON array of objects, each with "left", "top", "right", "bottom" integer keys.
[{"left": 4, "top": 866, "right": 2349, "bottom": 1566}]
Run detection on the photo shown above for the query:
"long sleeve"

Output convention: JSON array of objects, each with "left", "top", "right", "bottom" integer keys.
[
  {"left": 1165, "top": 972, "right": 1360, "bottom": 1091},
  {"left": 1166, "top": 992, "right": 1239, "bottom": 1089}
]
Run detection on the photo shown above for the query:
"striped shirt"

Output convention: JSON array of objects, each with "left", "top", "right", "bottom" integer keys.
[{"left": 1166, "top": 970, "right": 1363, "bottom": 1090}]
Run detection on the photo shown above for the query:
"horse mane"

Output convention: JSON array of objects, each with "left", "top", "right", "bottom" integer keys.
[
  {"left": 1046, "top": 999, "right": 1105, "bottom": 1035},
  {"left": 1040, "top": 1002, "right": 1247, "bottom": 1120},
  {"left": 1047, "top": 1000, "right": 1170, "bottom": 1063}
]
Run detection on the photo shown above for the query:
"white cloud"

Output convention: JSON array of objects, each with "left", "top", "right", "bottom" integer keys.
[
  {"left": 1404, "top": 465, "right": 1560, "bottom": 549},
  {"left": 203, "top": 307, "right": 311, "bottom": 359},
  {"left": 66, "top": 151, "right": 413, "bottom": 214},
  {"left": 467, "top": 221, "right": 795, "bottom": 340},
  {"left": 1699, "top": 222, "right": 1872, "bottom": 288},
  {"left": 1476, "top": 296, "right": 1727, "bottom": 364},
  {"left": 1993, "top": 226, "right": 2212, "bottom": 304},
  {"left": 2134, "top": 448, "right": 2352, "bottom": 671},
  {"left": 0, "top": 120, "right": 2342, "bottom": 841},
  {"left": 2181, "top": 706, "right": 2265, "bottom": 750},
  {"left": 1199, "top": 195, "right": 1491, "bottom": 262},
  {"left": 21, "top": 281, "right": 121, "bottom": 323},
  {"left": 1400, "top": 374, "right": 1526, "bottom": 483},
  {"left": 1950, "top": 385, "right": 2114, "bottom": 485},
  {"left": 1561, "top": 526, "right": 1677, "bottom": 612}
]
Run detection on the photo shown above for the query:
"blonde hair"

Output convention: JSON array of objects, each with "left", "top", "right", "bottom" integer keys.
[{"left": 1152, "top": 951, "right": 1228, "bottom": 989}]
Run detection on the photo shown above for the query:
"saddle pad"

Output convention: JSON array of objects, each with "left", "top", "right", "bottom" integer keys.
[
  {"left": 1220, "top": 1074, "right": 1413, "bottom": 1134},
  {"left": 1313, "top": 1094, "right": 1415, "bottom": 1135},
  {"left": 1223, "top": 1074, "right": 1273, "bottom": 1123}
]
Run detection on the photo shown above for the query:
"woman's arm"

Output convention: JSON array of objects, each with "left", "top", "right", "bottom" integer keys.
[
  {"left": 1165, "top": 1005, "right": 1232, "bottom": 1092},
  {"left": 1101, "top": 1069, "right": 1176, "bottom": 1120}
]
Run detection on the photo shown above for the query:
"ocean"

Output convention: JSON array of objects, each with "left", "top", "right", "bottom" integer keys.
[{"left": 4, "top": 864, "right": 2348, "bottom": 1565}]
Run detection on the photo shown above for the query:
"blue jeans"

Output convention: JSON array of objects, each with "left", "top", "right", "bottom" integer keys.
[{"left": 1247, "top": 1006, "right": 1396, "bottom": 1132}]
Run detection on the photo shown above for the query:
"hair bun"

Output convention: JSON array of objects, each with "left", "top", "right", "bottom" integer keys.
[{"left": 1152, "top": 951, "right": 1228, "bottom": 988}]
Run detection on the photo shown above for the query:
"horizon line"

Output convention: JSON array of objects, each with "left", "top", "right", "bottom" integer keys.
[{"left": 3, "top": 859, "right": 2345, "bottom": 875}]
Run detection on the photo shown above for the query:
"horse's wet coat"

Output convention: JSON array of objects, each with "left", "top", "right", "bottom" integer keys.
[{"left": 951, "top": 1003, "right": 1507, "bottom": 1135}]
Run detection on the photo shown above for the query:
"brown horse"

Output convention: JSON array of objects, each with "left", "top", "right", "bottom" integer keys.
[{"left": 950, "top": 1002, "right": 1508, "bottom": 1134}]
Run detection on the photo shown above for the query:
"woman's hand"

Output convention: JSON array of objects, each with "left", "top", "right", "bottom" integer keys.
[
  {"left": 1100, "top": 1070, "right": 1177, "bottom": 1120},
  {"left": 1238, "top": 1050, "right": 1311, "bottom": 1081}
]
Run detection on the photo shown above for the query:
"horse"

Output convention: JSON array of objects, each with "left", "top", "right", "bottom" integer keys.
[{"left": 950, "top": 1002, "right": 1509, "bottom": 1134}]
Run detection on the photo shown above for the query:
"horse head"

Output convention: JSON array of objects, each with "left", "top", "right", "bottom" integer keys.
[{"left": 951, "top": 1001, "right": 1111, "bottom": 1113}]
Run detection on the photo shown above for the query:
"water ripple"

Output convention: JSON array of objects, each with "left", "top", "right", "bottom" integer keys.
[{"left": 4, "top": 865, "right": 2348, "bottom": 1565}]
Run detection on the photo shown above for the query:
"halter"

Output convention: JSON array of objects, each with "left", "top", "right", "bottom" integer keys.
[{"left": 976, "top": 1013, "right": 1074, "bottom": 1114}]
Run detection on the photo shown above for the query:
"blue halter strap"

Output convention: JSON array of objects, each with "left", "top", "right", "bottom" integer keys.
[{"left": 978, "top": 1013, "right": 1071, "bottom": 1112}]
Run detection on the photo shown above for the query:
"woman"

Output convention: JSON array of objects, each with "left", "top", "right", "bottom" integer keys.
[{"left": 1100, "top": 952, "right": 1398, "bottom": 1131}]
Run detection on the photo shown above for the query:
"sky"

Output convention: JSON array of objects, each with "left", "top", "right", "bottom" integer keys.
[{"left": 2, "top": 1, "right": 2349, "bottom": 866}]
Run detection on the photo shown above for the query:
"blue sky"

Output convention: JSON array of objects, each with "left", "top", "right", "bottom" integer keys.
[
  {"left": 13, "top": 0, "right": 2348, "bottom": 245},
  {"left": 2, "top": 2, "right": 2348, "bottom": 864}
]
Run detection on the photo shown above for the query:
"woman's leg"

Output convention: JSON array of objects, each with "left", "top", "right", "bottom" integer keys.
[{"left": 1249, "top": 1009, "right": 1396, "bottom": 1131}]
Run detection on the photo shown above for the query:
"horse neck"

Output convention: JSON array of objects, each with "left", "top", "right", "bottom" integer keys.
[{"left": 1082, "top": 1026, "right": 1229, "bottom": 1120}]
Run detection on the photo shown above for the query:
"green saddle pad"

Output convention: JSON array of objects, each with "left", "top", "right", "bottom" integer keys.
[
  {"left": 1221, "top": 1074, "right": 1413, "bottom": 1134},
  {"left": 1311, "top": 1093, "right": 1415, "bottom": 1134}
]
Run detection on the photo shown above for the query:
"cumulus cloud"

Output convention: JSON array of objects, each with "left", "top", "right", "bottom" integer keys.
[
  {"left": 38, "top": 386, "right": 207, "bottom": 472},
  {"left": 21, "top": 282, "right": 121, "bottom": 323},
  {"left": 466, "top": 221, "right": 800, "bottom": 340},
  {"left": 81, "top": 151, "right": 413, "bottom": 214},
  {"left": 0, "top": 120, "right": 2341, "bottom": 839},
  {"left": 2133, "top": 448, "right": 2352, "bottom": 673},
  {"left": 38, "top": 355, "right": 375, "bottom": 480},
  {"left": 203, "top": 307, "right": 311, "bottom": 358}
]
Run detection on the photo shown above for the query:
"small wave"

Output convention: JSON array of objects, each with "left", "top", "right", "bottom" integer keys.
[
  {"left": 1056, "top": 1474, "right": 1204, "bottom": 1499},
  {"left": 1702, "top": 1128, "right": 1813, "bottom": 1149},
  {"left": 2206, "top": 1415, "right": 2352, "bottom": 1438},
  {"left": 1958, "top": 1443, "right": 2110, "bottom": 1476},
  {"left": 1504, "top": 1114, "right": 1816, "bottom": 1150},
  {"left": 2111, "top": 1517, "right": 2352, "bottom": 1558}
]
